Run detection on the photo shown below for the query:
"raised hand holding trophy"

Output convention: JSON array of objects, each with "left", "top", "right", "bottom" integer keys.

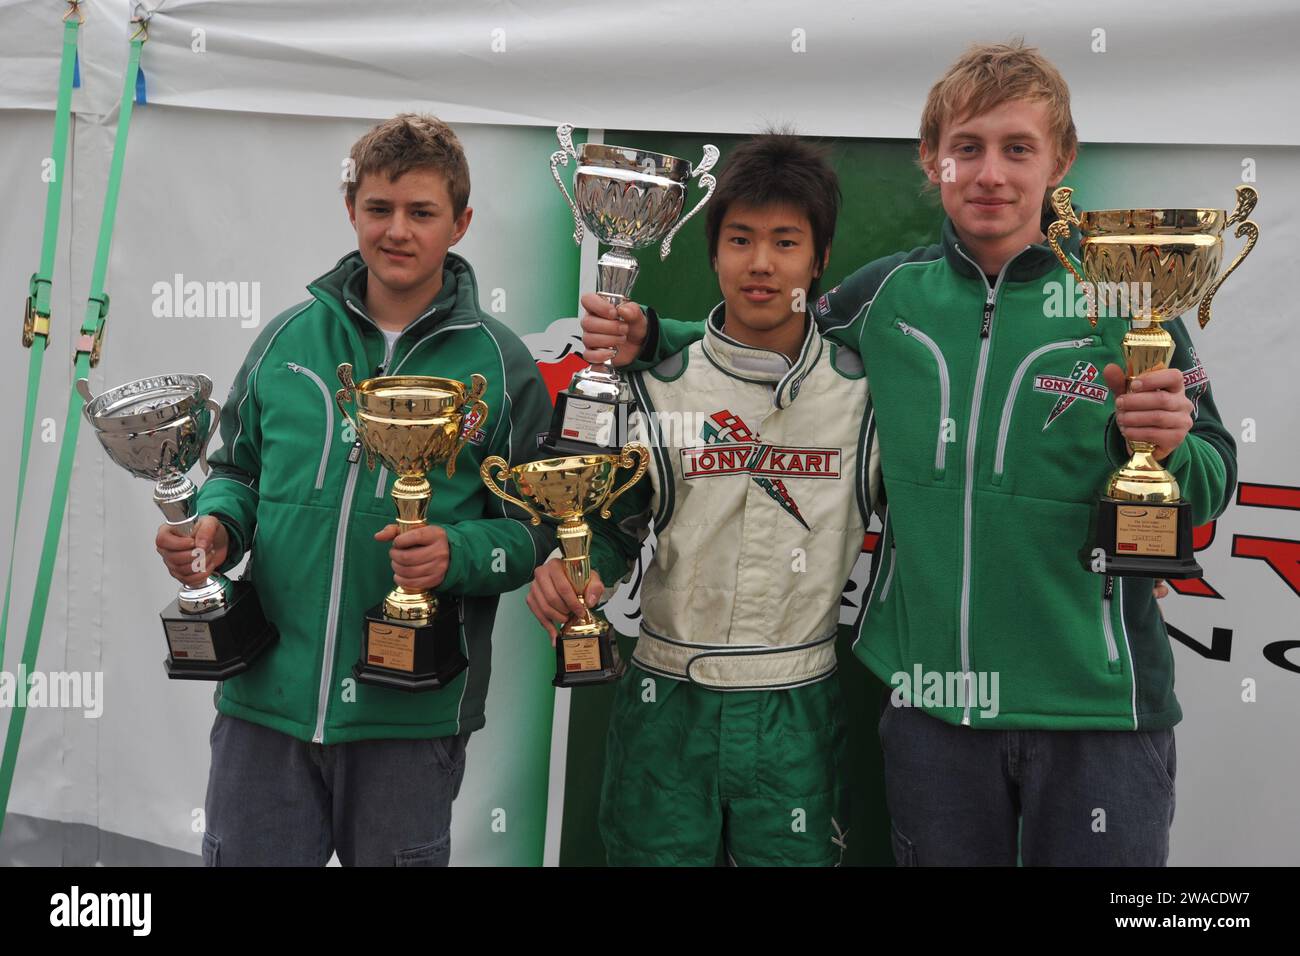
[{"left": 546, "top": 123, "right": 718, "bottom": 454}]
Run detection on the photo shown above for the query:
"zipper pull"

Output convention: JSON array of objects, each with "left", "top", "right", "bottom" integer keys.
[
  {"left": 980, "top": 289, "right": 995, "bottom": 338},
  {"left": 347, "top": 441, "right": 363, "bottom": 464},
  {"left": 1103, "top": 574, "right": 1115, "bottom": 600}
]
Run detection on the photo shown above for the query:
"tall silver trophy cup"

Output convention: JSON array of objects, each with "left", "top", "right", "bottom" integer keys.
[
  {"left": 79, "top": 374, "right": 278, "bottom": 679},
  {"left": 545, "top": 123, "right": 718, "bottom": 454}
]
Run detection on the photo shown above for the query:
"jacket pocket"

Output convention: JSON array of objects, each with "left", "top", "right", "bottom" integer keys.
[
  {"left": 394, "top": 833, "right": 450, "bottom": 867},
  {"left": 201, "top": 831, "right": 221, "bottom": 867},
  {"left": 1101, "top": 575, "right": 1123, "bottom": 674},
  {"left": 991, "top": 336, "right": 1097, "bottom": 485},
  {"left": 285, "top": 362, "right": 334, "bottom": 492},
  {"left": 970, "top": 491, "right": 1132, "bottom": 723},
  {"left": 895, "top": 320, "right": 951, "bottom": 479}
]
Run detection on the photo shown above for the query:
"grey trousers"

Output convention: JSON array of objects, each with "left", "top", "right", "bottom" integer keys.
[
  {"left": 879, "top": 696, "right": 1176, "bottom": 866},
  {"left": 202, "top": 712, "right": 468, "bottom": 866}
]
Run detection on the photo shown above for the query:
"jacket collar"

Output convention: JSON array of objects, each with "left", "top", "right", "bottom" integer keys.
[
  {"left": 941, "top": 204, "right": 1083, "bottom": 284},
  {"left": 306, "top": 249, "right": 483, "bottom": 340},
  {"left": 701, "top": 302, "right": 823, "bottom": 410}
]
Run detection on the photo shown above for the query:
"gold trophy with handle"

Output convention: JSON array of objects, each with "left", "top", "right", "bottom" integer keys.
[
  {"left": 480, "top": 445, "right": 649, "bottom": 686},
  {"left": 336, "top": 363, "right": 488, "bottom": 691},
  {"left": 1047, "top": 184, "right": 1258, "bottom": 578}
]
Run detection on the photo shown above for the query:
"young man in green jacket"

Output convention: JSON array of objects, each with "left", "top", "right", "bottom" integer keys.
[
  {"left": 155, "top": 114, "right": 554, "bottom": 866},
  {"left": 582, "top": 43, "right": 1235, "bottom": 865}
]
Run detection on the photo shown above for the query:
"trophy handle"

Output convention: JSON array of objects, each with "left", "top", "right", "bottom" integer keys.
[
  {"left": 1046, "top": 187, "right": 1096, "bottom": 327},
  {"left": 600, "top": 442, "right": 650, "bottom": 518},
  {"left": 1197, "top": 185, "right": 1259, "bottom": 329},
  {"left": 198, "top": 399, "right": 221, "bottom": 476},
  {"left": 335, "top": 361, "right": 367, "bottom": 463},
  {"left": 660, "top": 160, "right": 719, "bottom": 261},
  {"left": 448, "top": 397, "right": 489, "bottom": 479},
  {"left": 480, "top": 456, "right": 543, "bottom": 526},
  {"left": 551, "top": 124, "right": 584, "bottom": 247},
  {"left": 446, "top": 373, "right": 489, "bottom": 477},
  {"left": 693, "top": 143, "right": 721, "bottom": 178},
  {"left": 75, "top": 378, "right": 94, "bottom": 406}
]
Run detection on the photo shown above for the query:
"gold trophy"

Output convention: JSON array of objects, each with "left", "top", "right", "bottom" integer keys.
[
  {"left": 1048, "top": 184, "right": 1259, "bottom": 578},
  {"left": 336, "top": 363, "right": 488, "bottom": 691},
  {"left": 480, "top": 445, "right": 649, "bottom": 686}
]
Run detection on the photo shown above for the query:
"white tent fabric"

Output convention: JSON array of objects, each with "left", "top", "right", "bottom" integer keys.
[{"left": 2, "top": 0, "right": 1298, "bottom": 145}]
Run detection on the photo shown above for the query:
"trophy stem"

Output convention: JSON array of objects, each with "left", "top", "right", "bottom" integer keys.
[
  {"left": 152, "top": 473, "right": 230, "bottom": 613},
  {"left": 392, "top": 475, "right": 431, "bottom": 530},
  {"left": 564, "top": 248, "right": 639, "bottom": 400},
  {"left": 384, "top": 474, "right": 437, "bottom": 622},
  {"left": 557, "top": 517, "right": 597, "bottom": 627},
  {"left": 1109, "top": 322, "right": 1180, "bottom": 503},
  {"left": 1120, "top": 323, "right": 1175, "bottom": 382}
]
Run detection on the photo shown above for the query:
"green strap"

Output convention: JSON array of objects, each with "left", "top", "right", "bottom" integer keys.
[
  {"left": 1, "top": 16, "right": 80, "bottom": 667},
  {"left": 0, "top": 34, "right": 145, "bottom": 837}
]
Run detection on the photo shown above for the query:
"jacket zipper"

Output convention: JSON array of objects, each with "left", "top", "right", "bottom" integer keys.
[
  {"left": 1101, "top": 574, "right": 1121, "bottom": 665},
  {"left": 311, "top": 315, "right": 470, "bottom": 744},
  {"left": 895, "top": 321, "right": 951, "bottom": 474},
  {"left": 311, "top": 307, "right": 404, "bottom": 744},
  {"left": 952, "top": 246, "right": 1019, "bottom": 725},
  {"left": 992, "top": 337, "right": 1096, "bottom": 477},
  {"left": 313, "top": 438, "right": 364, "bottom": 743},
  {"left": 286, "top": 363, "right": 334, "bottom": 490}
]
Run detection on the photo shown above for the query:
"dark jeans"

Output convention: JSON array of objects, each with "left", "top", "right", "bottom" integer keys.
[
  {"left": 878, "top": 696, "right": 1176, "bottom": 866},
  {"left": 203, "top": 712, "right": 468, "bottom": 866}
]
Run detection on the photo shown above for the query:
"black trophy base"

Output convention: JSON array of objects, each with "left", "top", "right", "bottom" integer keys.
[
  {"left": 544, "top": 390, "right": 631, "bottom": 457},
  {"left": 1094, "top": 497, "right": 1203, "bottom": 579},
  {"left": 553, "top": 621, "right": 626, "bottom": 688},
  {"left": 161, "top": 581, "right": 279, "bottom": 681},
  {"left": 353, "top": 601, "right": 468, "bottom": 693}
]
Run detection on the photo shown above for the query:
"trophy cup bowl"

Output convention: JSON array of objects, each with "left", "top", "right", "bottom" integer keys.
[
  {"left": 480, "top": 444, "right": 650, "bottom": 686},
  {"left": 79, "top": 373, "right": 278, "bottom": 679},
  {"left": 1047, "top": 185, "right": 1259, "bottom": 576},
  {"left": 336, "top": 363, "right": 488, "bottom": 691}
]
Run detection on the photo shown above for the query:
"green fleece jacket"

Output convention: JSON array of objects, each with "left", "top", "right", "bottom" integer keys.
[
  {"left": 644, "top": 217, "right": 1236, "bottom": 730},
  {"left": 197, "top": 250, "right": 554, "bottom": 744}
]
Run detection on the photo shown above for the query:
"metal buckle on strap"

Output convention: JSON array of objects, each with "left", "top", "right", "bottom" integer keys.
[
  {"left": 74, "top": 294, "right": 110, "bottom": 367},
  {"left": 22, "top": 295, "right": 51, "bottom": 349}
]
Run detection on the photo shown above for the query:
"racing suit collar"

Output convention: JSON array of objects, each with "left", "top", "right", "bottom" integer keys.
[{"left": 701, "top": 302, "right": 822, "bottom": 410}]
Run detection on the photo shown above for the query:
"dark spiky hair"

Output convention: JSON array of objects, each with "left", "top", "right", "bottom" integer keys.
[{"left": 704, "top": 131, "right": 841, "bottom": 285}]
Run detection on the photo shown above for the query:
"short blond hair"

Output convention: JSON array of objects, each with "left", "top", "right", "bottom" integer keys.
[
  {"left": 344, "top": 113, "right": 470, "bottom": 215},
  {"left": 919, "top": 40, "right": 1077, "bottom": 166}
]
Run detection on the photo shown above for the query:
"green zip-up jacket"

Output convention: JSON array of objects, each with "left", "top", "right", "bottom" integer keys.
[
  {"left": 196, "top": 250, "right": 554, "bottom": 744},
  {"left": 644, "top": 217, "right": 1237, "bottom": 731}
]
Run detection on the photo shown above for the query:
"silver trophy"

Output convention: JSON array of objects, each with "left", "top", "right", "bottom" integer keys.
[
  {"left": 546, "top": 123, "right": 719, "bottom": 453},
  {"left": 79, "top": 374, "right": 277, "bottom": 680}
]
